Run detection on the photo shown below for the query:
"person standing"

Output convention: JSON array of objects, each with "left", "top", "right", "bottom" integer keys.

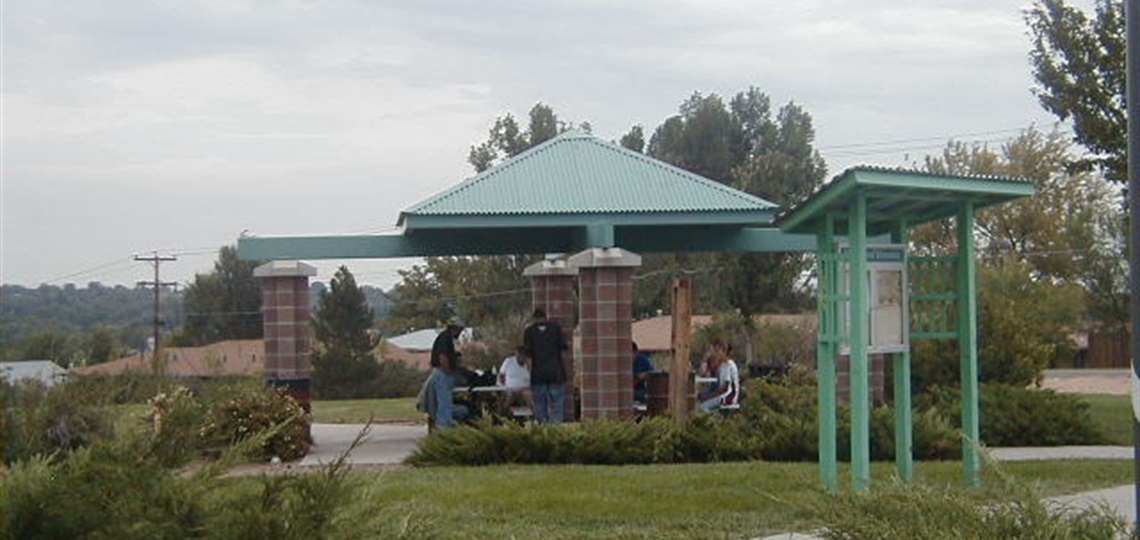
[
  {"left": 524, "top": 308, "right": 568, "bottom": 424},
  {"left": 428, "top": 320, "right": 465, "bottom": 428}
]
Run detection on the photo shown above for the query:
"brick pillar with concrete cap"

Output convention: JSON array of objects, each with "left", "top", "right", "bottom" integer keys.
[
  {"left": 524, "top": 255, "right": 579, "bottom": 420},
  {"left": 255, "top": 260, "right": 317, "bottom": 413},
  {"left": 570, "top": 248, "right": 641, "bottom": 420}
]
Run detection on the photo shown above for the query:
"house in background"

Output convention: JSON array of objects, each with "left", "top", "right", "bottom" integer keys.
[
  {"left": 1, "top": 360, "right": 69, "bottom": 387},
  {"left": 71, "top": 337, "right": 434, "bottom": 378},
  {"left": 74, "top": 340, "right": 266, "bottom": 378}
]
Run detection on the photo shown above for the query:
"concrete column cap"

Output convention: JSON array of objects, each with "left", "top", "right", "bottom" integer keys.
[
  {"left": 254, "top": 260, "right": 318, "bottom": 278},
  {"left": 568, "top": 247, "right": 642, "bottom": 269},
  {"left": 523, "top": 255, "right": 578, "bottom": 277}
]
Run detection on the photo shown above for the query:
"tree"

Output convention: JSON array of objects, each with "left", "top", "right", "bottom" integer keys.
[
  {"left": 312, "top": 266, "right": 378, "bottom": 399},
  {"left": 86, "top": 325, "right": 122, "bottom": 365},
  {"left": 909, "top": 130, "right": 1124, "bottom": 389},
  {"left": 619, "top": 125, "right": 645, "bottom": 153},
  {"left": 920, "top": 129, "right": 1123, "bottom": 287},
  {"left": 1026, "top": 0, "right": 1126, "bottom": 181},
  {"left": 643, "top": 89, "right": 826, "bottom": 323},
  {"left": 467, "top": 102, "right": 576, "bottom": 173},
  {"left": 173, "top": 245, "right": 262, "bottom": 346}
]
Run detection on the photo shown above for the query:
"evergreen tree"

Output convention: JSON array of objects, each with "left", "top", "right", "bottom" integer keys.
[
  {"left": 312, "top": 266, "right": 379, "bottom": 399},
  {"left": 174, "top": 245, "right": 261, "bottom": 346}
]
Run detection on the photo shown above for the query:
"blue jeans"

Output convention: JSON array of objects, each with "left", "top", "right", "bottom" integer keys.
[
  {"left": 432, "top": 367, "right": 455, "bottom": 428},
  {"left": 531, "top": 383, "right": 565, "bottom": 424}
]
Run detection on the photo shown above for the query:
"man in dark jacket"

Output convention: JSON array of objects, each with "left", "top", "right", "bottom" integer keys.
[
  {"left": 523, "top": 308, "right": 567, "bottom": 423},
  {"left": 427, "top": 320, "right": 464, "bottom": 428}
]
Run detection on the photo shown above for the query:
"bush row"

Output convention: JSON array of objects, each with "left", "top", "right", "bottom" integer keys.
[{"left": 410, "top": 369, "right": 1107, "bottom": 466}]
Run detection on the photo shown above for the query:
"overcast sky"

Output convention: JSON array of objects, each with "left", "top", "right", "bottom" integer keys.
[{"left": 3, "top": 0, "right": 1069, "bottom": 290}]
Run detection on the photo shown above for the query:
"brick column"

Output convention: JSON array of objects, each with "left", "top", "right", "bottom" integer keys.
[
  {"left": 569, "top": 248, "right": 641, "bottom": 420},
  {"left": 524, "top": 256, "right": 578, "bottom": 420},
  {"left": 255, "top": 261, "right": 317, "bottom": 413}
]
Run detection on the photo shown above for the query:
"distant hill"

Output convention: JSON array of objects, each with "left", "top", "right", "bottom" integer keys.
[
  {"left": 0, "top": 283, "right": 179, "bottom": 360},
  {"left": 1, "top": 281, "right": 396, "bottom": 362}
]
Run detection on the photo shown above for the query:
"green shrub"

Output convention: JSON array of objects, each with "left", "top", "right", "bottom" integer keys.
[
  {"left": 815, "top": 475, "right": 1128, "bottom": 539},
  {"left": 919, "top": 383, "right": 1107, "bottom": 447},
  {"left": 408, "top": 416, "right": 758, "bottom": 466},
  {"left": 200, "top": 386, "right": 311, "bottom": 462},
  {"left": 1, "top": 379, "right": 114, "bottom": 464},
  {"left": 1, "top": 439, "right": 206, "bottom": 540},
  {"left": 145, "top": 385, "right": 207, "bottom": 467},
  {"left": 1, "top": 424, "right": 426, "bottom": 540}
]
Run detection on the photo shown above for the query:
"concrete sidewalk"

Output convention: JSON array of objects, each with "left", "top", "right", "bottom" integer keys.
[{"left": 299, "top": 422, "right": 426, "bottom": 468}]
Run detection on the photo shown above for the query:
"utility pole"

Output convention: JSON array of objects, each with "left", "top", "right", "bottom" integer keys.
[{"left": 136, "top": 252, "right": 177, "bottom": 376}]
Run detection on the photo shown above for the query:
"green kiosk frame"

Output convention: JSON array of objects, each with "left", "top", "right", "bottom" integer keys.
[{"left": 780, "top": 167, "right": 1035, "bottom": 491}]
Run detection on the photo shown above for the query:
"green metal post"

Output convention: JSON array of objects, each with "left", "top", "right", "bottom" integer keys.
[
  {"left": 957, "top": 202, "right": 981, "bottom": 487},
  {"left": 849, "top": 195, "right": 870, "bottom": 491},
  {"left": 893, "top": 351, "right": 913, "bottom": 481},
  {"left": 817, "top": 214, "right": 838, "bottom": 490},
  {"left": 892, "top": 220, "right": 913, "bottom": 482}
]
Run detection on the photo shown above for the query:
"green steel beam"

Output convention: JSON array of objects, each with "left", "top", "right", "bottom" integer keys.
[
  {"left": 617, "top": 226, "right": 818, "bottom": 253},
  {"left": 585, "top": 223, "right": 616, "bottom": 248},
  {"left": 957, "top": 201, "right": 981, "bottom": 487},
  {"left": 237, "top": 225, "right": 825, "bottom": 262},
  {"left": 818, "top": 213, "right": 838, "bottom": 491},
  {"left": 849, "top": 194, "right": 871, "bottom": 491},
  {"left": 892, "top": 219, "right": 914, "bottom": 482},
  {"left": 894, "top": 351, "right": 914, "bottom": 481}
]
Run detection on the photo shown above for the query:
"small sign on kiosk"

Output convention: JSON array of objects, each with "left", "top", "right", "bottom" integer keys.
[{"left": 840, "top": 244, "right": 909, "bottom": 354}]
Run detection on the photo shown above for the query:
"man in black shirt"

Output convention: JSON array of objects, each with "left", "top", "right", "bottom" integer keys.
[
  {"left": 524, "top": 308, "right": 567, "bottom": 423},
  {"left": 428, "top": 320, "right": 464, "bottom": 428}
]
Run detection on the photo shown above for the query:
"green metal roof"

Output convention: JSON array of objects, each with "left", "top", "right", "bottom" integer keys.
[
  {"left": 778, "top": 166, "right": 1036, "bottom": 235},
  {"left": 398, "top": 130, "right": 778, "bottom": 229}
]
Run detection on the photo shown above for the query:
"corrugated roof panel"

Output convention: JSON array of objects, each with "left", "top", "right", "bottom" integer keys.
[{"left": 402, "top": 131, "right": 777, "bottom": 219}]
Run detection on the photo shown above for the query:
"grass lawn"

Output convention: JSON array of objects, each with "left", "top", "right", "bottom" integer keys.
[
  {"left": 348, "top": 459, "right": 1132, "bottom": 539},
  {"left": 1080, "top": 393, "right": 1132, "bottom": 446},
  {"left": 310, "top": 397, "right": 421, "bottom": 424}
]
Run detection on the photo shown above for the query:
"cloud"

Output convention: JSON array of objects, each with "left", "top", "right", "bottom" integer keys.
[{"left": 2, "top": 0, "right": 1064, "bottom": 287}]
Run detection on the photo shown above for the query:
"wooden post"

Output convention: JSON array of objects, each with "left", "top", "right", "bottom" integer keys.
[{"left": 670, "top": 278, "right": 693, "bottom": 423}]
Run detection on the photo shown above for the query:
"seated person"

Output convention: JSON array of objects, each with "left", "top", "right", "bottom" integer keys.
[
  {"left": 497, "top": 346, "right": 535, "bottom": 416},
  {"left": 632, "top": 342, "right": 655, "bottom": 403},
  {"left": 698, "top": 339, "right": 740, "bottom": 412}
]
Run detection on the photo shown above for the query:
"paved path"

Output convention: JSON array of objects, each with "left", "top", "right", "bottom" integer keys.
[
  {"left": 299, "top": 422, "right": 426, "bottom": 468},
  {"left": 990, "top": 446, "right": 1133, "bottom": 461}
]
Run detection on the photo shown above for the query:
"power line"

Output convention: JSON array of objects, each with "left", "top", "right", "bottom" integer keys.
[
  {"left": 817, "top": 124, "right": 1059, "bottom": 152},
  {"left": 42, "top": 257, "right": 138, "bottom": 285}
]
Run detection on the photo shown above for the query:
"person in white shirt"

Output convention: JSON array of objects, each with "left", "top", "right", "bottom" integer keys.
[
  {"left": 699, "top": 339, "right": 740, "bottom": 412},
  {"left": 497, "top": 346, "right": 535, "bottom": 416}
]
